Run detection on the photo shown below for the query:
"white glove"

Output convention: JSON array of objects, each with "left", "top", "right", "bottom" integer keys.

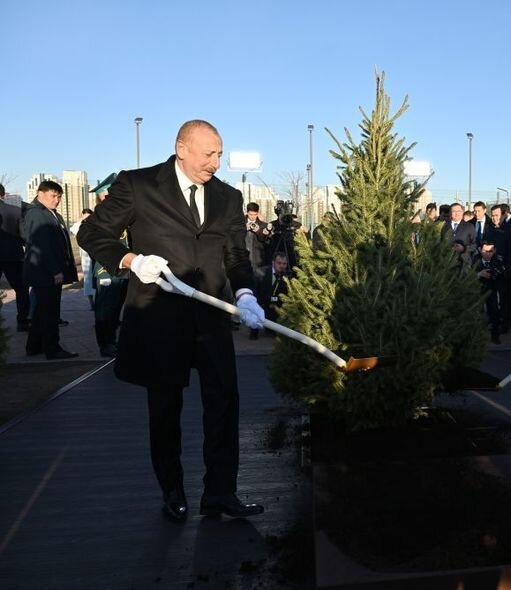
[
  {"left": 237, "top": 294, "right": 265, "bottom": 329},
  {"left": 131, "top": 254, "right": 168, "bottom": 284}
]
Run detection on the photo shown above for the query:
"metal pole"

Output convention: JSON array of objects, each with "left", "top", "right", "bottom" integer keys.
[
  {"left": 308, "top": 124, "right": 314, "bottom": 230},
  {"left": 467, "top": 132, "right": 473, "bottom": 209},
  {"left": 135, "top": 117, "right": 143, "bottom": 168},
  {"left": 242, "top": 172, "right": 247, "bottom": 205},
  {"left": 497, "top": 187, "right": 509, "bottom": 206}
]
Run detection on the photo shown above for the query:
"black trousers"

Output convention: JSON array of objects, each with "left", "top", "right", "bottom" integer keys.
[
  {"left": 0, "top": 261, "right": 30, "bottom": 322},
  {"left": 146, "top": 345, "right": 239, "bottom": 496},
  {"left": 26, "top": 284, "right": 62, "bottom": 355}
]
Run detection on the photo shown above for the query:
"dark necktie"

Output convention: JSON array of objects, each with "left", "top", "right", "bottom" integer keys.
[
  {"left": 476, "top": 221, "right": 482, "bottom": 245},
  {"left": 452, "top": 222, "right": 458, "bottom": 231},
  {"left": 189, "top": 184, "right": 200, "bottom": 227}
]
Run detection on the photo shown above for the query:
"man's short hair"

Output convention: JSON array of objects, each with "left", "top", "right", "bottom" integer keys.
[
  {"left": 501, "top": 203, "right": 510, "bottom": 214},
  {"left": 450, "top": 202, "right": 464, "bottom": 211},
  {"left": 37, "top": 180, "right": 63, "bottom": 194},
  {"left": 439, "top": 204, "right": 450, "bottom": 215},
  {"left": 491, "top": 204, "right": 502, "bottom": 213},
  {"left": 425, "top": 202, "right": 437, "bottom": 212},
  {"left": 481, "top": 240, "right": 496, "bottom": 249},
  {"left": 272, "top": 251, "right": 287, "bottom": 261},
  {"left": 247, "top": 202, "right": 259, "bottom": 213},
  {"left": 176, "top": 120, "right": 219, "bottom": 143},
  {"left": 474, "top": 201, "right": 486, "bottom": 209},
  {"left": 0, "top": 183, "right": 5, "bottom": 197}
]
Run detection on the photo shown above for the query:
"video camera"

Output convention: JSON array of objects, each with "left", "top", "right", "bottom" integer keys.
[{"left": 273, "top": 200, "right": 296, "bottom": 229}]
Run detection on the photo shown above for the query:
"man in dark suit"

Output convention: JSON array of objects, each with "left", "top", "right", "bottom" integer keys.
[
  {"left": 23, "top": 181, "right": 78, "bottom": 359},
  {"left": 244, "top": 202, "right": 269, "bottom": 271},
  {"left": 0, "top": 184, "right": 30, "bottom": 331},
  {"left": 440, "top": 202, "right": 476, "bottom": 269},
  {"left": 255, "top": 251, "right": 289, "bottom": 323},
  {"left": 471, "top": 201, "right": 492, "bottom": 248},
  {"left": 78, "top": 120, "right": 265, "bottom": 522}
]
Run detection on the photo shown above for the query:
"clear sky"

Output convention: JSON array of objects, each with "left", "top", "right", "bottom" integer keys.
[{"left": 2, "top": 0, "right": 511, "bottom": 201}]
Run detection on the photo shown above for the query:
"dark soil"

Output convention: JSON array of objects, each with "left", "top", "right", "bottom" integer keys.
[
  {"left": 312, "top": 408, "right": 511, "bottom": 573},
  {"left": 0, "top": 361, "right": 103, "bottom": 427}
]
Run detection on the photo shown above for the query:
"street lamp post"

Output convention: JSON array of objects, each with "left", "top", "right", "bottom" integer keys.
[
  {"left": 307, "top": 124, "right": 314, "bottom": 230},
  {"left": 134, "top": 117, "right": 143, "bottom": 168},
  {"left": 497, "top": 187, "right": 510, "bottom": 204},
  {"left": 466, "top": 132, "right": 473, "bottom": 208}
]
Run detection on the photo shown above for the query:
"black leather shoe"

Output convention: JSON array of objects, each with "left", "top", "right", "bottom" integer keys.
[
  {"left": 199, "top": 493, "right": 264, "bottom": 518},
  {"left": 162, "top": 485, "right": 188, "bottom": 523},
  {"left": 46, "top": 349, "right": 79, "bottom": 360}
]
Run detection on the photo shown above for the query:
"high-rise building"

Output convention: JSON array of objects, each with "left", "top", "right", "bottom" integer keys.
[
  {"left": 26, "top": 171, "right": 90, "bottom": 226},
  {"left": 26, "top": 173, "right": 61, "bottom": 202},
  {"left": 62, "top": 170, "right": 89, "bottom": 227}
]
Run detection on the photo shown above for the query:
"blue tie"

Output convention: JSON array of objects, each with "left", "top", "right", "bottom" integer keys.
[{"left": 476, "top": 221, "right": 482, "bottom": 245}]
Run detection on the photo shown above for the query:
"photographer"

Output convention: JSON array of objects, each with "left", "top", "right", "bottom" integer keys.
[
  {"left": 245, "top": 202, "right": 270, "bottom": 271},
  {"left": 267, "top": 200, "right": 302, "bottom": 269},
  {"left": 249, "top": 251, "right": 289, "bottom": 340},
  {"left": 474, "top": 241, "right": 508, "bottom": 344}
]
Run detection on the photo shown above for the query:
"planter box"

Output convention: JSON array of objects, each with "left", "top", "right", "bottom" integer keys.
[{"left": 310, "top": 410, "right": 511, "bottom": 588}]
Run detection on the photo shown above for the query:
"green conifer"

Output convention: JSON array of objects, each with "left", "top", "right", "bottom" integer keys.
[{"left": 271, "top": 72, "right": 486, "bottom": 431}]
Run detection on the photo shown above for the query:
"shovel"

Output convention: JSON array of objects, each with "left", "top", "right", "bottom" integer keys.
[{"left": 155, "top": 266, "right": 388, "bottom": 374}]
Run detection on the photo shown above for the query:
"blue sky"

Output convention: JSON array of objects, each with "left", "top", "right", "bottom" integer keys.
[{"left": 2, "top": 0, "right": 511, "bottom": 201}]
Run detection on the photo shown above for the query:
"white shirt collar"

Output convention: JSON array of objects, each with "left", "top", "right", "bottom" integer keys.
[
  {"left": 175, "top": 160, "right": 202, "bottom": 193},
  {"left": 174, "top": 160, "right": 204, "bottom": 224}
]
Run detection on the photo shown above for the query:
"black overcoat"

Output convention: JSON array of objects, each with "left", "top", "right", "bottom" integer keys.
[
  {"left": 22, "top": 200, "right": 78, "bottom": 286},
  {"left": 78, "top": 156, "right": 254, "bottom": 387}
]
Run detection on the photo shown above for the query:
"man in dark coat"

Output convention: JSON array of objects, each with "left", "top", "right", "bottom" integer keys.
[
  {"left": 0, "top": 184, "right": 30, "bottom": 331},
  {"left": 440, "top": 202, "right": 476, "bottom": 269},
  {"left": 23, "top": 180, "right": 78, "bottom": 359},
  {"left": 471, "top": 201, "right": 493, "bottom": 248},
  {"left": 89, "top": 173, "right": 129, "bottom": 358},
  {"left": 244, "top": 201, "right": 269, "bottom": 270},
  {"left": 78, "top": 120, "right": 265, "bottom": 522}
]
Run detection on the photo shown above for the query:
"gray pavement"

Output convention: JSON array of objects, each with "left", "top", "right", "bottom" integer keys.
[{"left": 0, "top": 280, "right": 275, "bottom": 364}]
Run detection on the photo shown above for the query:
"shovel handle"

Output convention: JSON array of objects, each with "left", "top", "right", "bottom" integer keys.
[{"left": 190, "top": 289, "right": 347, "bottom": 369}]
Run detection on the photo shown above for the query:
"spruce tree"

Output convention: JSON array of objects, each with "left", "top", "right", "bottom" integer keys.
[{"left": 271, "top": 72, "right": 487, "bottom": 432}]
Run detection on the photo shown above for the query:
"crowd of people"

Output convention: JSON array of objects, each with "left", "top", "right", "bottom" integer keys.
[
  {"left": 426, "top": 200, "right": 511, "bottom": 344},
  {"left": 1, "top": 120, "right": 509, "bottom": 523}
]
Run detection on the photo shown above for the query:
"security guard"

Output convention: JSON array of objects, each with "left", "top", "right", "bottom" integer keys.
[{"left": 89, "top": 173, "right": 129, "bottom": 357}]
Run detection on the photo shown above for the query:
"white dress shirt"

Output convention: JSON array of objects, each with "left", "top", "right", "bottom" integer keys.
[{"left": 175, "top": 161, "right": 204, "bottom": 225}]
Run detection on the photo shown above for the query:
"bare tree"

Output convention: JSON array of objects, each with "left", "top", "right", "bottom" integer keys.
[
  {"left": 0, "top": 174, "right": 17, "bottom": 191},
  {"left": 278, "top": 171, "right": 305, "bottom": 216}
]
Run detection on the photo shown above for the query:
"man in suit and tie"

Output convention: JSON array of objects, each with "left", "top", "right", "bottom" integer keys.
[
  {"left": 23, "top": 181, "right": 79, "bottom": 359},
  {"left": 78, "top": 120, "right": 266, "bottom": 522},
  {"left": 255, "top": 251, "right": 289, "bottom": 323},
  {"left": 441, "top": 202, "right": 476, "bottom": 268},
  {"left": 471, "top": 201, "right": 492, "bottom": 248}
]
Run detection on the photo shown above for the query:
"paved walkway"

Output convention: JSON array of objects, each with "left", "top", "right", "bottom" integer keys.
[
  {"left": 0, "top": 284, "right": 312, "bottom": 590},
  {"left": 0, "top": 281, "right": 275, "bottom": 363}
]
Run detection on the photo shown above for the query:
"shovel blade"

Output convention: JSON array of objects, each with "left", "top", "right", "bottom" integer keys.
[{"left": 343, "top": 356, "right": 395, "bottom": 373}]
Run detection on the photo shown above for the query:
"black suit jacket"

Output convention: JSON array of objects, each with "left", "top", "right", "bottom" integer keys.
[
  {"left": 470, "top": 215, "right": 492, "bottom": 246},
  {"left": 78, "top": 156, "right": 254, "bottom": 386},
  {"left": 22, "top": 200, "right": 77, "bottom": 287},
  {"left": 254, "top": 264, "right": 288, "bottom": 321},
  {"left": 0, "top": 200, "right": 25, "bottom": 262}
]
